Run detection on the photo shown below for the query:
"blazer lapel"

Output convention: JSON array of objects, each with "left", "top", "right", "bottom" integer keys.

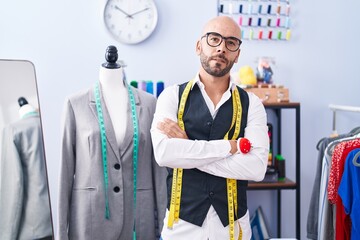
[
  {"left": 120, "top": 87, "right": 142, "bottom": 158},
  {"left": 88, "top": 86, "right": 121, "bottom": 162}
]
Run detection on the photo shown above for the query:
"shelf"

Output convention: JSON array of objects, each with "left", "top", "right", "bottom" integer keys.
[
  {"left": 248, "top": 178, "right": 296, "bottom": 190},
  {"left": 263, "top": 102, "right": 300, "bottom": 108},
  {"left": 255, "top": 102, "right": 301, "bottom": 239}
]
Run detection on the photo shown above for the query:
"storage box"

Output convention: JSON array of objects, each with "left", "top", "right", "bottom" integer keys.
[
  {"left": 243, "top": 84, "right": 289, "bottom": 103},
  {"left": 262, "top": 166, "right": 278, "bottom": 183}
]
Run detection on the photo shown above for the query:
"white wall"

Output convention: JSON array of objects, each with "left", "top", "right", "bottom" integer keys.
[{"left": 1, "top": 0, "right": 360, "bottom": 239}]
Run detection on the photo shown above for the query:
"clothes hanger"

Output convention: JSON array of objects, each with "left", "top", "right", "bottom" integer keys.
[
  {"left": 349, "top": 126, "right": 360, "bottom": 136},
  {"left": 316, "top": 137, "right": 327, "bottom": 150},
  {"left": 325, "top": 134, "right": 360, "bottom": 158},
  {"left": 352, "top": 150, "right": 360, "bottom": 167},
  {"left": 354, "top": 129, "right": 360, "bottom": 138}
]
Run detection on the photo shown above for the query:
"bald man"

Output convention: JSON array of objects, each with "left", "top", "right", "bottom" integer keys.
[{"left": 151, "top": 16, "right": 269, "bottom": 240}]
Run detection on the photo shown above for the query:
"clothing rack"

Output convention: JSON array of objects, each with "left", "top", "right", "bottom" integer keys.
[{"left": 329, "top": 104, "right": 360, "bottom": 135}]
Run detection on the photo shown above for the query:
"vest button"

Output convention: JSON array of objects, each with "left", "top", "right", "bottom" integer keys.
[
  {"left": 114, "top": 163, "right": 121, "bottom": 170},
  {"left": 113, "top": 186, "right": 120, "bottom": 193},
  {"left": 206, "top": 121, "right": 212, "bottom": 126},
  {"left": 209, "top": 191, "right": 214, "bottom": 197}
]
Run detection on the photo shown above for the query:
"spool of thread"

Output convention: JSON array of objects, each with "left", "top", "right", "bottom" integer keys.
[
  {"left": 275, "top": 154, "right": 286, "bottom": 181},
  {"left": 286, "top": 29, "right": 291, "bottom": 40},
  {"left": 258, "top": 30, "right": 263, "bottom": 40},
  {"left": 276, "top": 17, "right": 280, "bottom": 27},
  {"left": 228, "top": 3, "right": 233, "bottom": 14},
  {"left": 276, "top": 5, "right": 281, "bottom": 15},
  {"left": 286, "top": 4, "right": 290, "bottom": 16},
  {"left": 146, "top": 81, "right": 154, "bottom": 94},
  {"left": 130, "top": 80, "right": 138, "bottom": 88},
  {"left": 241, "top": 30, "right": 245, "bottom": 39},
  {"left": 248, "top": 17, "right": 252, "bottom": 26},
  {"left": 219, "top": 4, "right": 224, "bottom": 13},
  {"left": 156, "top": 81, "right": 164, "bottom": 97},
  {"left": 258, "top": 18, "right": 262, "bottom": 26},
  {"left": 239, "top": 4, "right": 243, "bottom": 13},
  {"left": 267, "top": 18, "right": 271, "bottom": 27},
  {"left": 258, "top": 4, "right": 262, "bottom": 14},
  {"left": 239, "top": 16, "right": 243, "bottom": 26},
  {"left": 248, "top": 4, "right": 253, "bottom": 14},
  {"left": 268, "top": 30, "right": 272, "bottom": 39},
  {"left": 285, "top": 17, "right": 290, "bottom": 28},
  {"left": 277, "top": 31, "right": 282, "bottom": 40},
  {"left": 267, "top": 4, "right": 272, "bottom": 14},
  {"left": 140, "top": 81, "right": 147, "bottom": 91},
  {"left": 249, "top": 29, "right": 254, "bottom": 40}
]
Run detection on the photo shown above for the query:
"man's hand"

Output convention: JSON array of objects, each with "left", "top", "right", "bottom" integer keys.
[
  {"left": 157, "top": 118, "right": 188, "bottom": 139},
  {"left": 229, "top": 140, "right": 238, "bottom": 155}
]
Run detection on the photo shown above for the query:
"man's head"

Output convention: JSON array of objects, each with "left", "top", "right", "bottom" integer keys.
[{"left": 196, "top": 16, "right": 242, "bottom": 78}]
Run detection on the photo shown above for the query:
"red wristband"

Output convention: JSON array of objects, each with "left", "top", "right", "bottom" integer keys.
[{"left": 237, "top": 138, "right": 252, "bottom": 154}]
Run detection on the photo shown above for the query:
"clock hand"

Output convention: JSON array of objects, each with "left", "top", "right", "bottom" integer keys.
[
  {"left": 129, "top": 7, "right": 150, "bottom": 17},
  {"left": 114, "top": 5, "right": 133, "bottom": 19}
]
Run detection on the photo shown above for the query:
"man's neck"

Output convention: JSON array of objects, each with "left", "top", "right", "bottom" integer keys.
[{"left": 198, "top": 70, "right": 231, "bottom": 106}]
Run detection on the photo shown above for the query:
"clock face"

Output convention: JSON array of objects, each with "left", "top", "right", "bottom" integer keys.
[{"left": 104, "top": 0, "right": 158, "bottom": 44}]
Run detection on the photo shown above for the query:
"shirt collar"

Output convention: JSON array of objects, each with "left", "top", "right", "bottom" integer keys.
[{"left": 191, "top": 72, "right": 238, "bottom": 92}]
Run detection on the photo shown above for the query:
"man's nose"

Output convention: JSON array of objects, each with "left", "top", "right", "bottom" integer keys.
[{"left": 216, "top": 41, "right": 227, "bottom": 53}]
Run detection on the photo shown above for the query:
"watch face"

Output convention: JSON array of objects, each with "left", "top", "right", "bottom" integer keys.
[{"left": 104, "top": 0, "right": 158, "bottom": 44}]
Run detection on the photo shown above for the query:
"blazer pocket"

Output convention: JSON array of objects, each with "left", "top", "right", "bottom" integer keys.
[
  {"left": 73, "top": 187, "right": 97, "bottom": 191},
  {"left": 69, "top": 187, "right": 96, "bottom": 238}
]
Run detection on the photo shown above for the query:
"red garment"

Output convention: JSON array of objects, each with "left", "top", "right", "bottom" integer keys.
[{"left": 328, "top": 139, "right": 360, "bottom": 240}]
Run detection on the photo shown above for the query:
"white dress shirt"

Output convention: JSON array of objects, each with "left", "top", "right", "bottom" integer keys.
[{"left": 151, "top": 74, "right": 269, "bottom": 240}]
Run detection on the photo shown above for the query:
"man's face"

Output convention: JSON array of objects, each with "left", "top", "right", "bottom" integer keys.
[
  {"left": 199, "top": 46, "right": 237, "bottom": 77},
  {"left": 197, "top": 32, "right": 240, "bottom": 77},
  {"left": 196, "top": 17, "right": 241, "bottom": 78}
]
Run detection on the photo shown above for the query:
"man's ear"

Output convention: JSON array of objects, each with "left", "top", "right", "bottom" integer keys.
[{"left": 196, "top": 40, "right": 201, "bottom": 55}]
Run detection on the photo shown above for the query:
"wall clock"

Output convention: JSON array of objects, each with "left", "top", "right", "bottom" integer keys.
[{"left": 104, "top": 0, "right": 158, "bottom": 44}]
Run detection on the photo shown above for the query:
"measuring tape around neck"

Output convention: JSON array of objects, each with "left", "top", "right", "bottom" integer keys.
[
  {"left": 225, "top": 88, "right": 243, "bottom": 240},
  {"left": 94, "top": 76, "right": 139, "bottom": 240},
  {"left": 94, "top": 82, "right": 110, "bottom": 219},
  {"left": 21, "top": 111, "right": 38, "bottom": 119},
  {"left": 168, "top": 80, "right": 243, "bottom": 240}
]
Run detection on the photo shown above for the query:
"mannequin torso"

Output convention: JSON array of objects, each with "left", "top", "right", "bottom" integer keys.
[
  {"left": 59, "top": 48, "right": 167, "bottom": 239},
  {"left": 99, "top": 66, "right": 128, "bottom": 147}
]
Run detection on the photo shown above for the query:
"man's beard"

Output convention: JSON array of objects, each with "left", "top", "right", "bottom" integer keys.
[{"left": 200, "top": 52, "right": 235, "bottom": 77}]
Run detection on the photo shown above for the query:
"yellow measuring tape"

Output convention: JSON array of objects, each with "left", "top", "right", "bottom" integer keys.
[
  {"left": 167, "top": 80, "right": 192, "bottom": 229},
  {"left": 168, "top": 80, "right": 243, "bottom": 240}
]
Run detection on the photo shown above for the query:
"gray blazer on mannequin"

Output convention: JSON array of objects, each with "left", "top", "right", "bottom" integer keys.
[
  {"left": 58, "top": 85, "right": 167, "bottom": 240},
  {"left": 0, "top": 115, "right": 52, "bottom": 240}
]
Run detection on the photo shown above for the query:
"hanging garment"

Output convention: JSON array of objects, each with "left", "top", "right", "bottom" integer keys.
[
  {"left": 338, "top": 148, "right": 360, "bottom": 240},
  {"left": 328, "top": 139, "right": 360, "bottom": 240},
  {"left": 307, "top": 133, "right": 352, "bottom": 239}
]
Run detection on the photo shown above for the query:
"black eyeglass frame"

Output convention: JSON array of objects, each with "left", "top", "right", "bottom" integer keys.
[{"left": 201, "top": 32, "right": 242, "bottom": 52}]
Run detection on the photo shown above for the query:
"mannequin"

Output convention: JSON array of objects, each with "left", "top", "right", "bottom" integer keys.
[
  {"left": 58, "top": 45, "right": 167, "bottom": 240},
  {"left": 99, "top": 46, "right": 128, "bottom": 146},
  {"left": 0, "top": 98, "right": 52, "bottom": 240},
  {"left": 18, "top": 97, "right": 38, "bottom": 119}
]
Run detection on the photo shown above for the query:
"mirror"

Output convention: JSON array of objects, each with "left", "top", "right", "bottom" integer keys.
[{"left": 0, "top": 60, "right": 53, "bottom": 239}]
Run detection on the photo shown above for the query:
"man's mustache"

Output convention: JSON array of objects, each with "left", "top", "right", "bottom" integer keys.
[{"left": 210, "top": 54, "right": 228, "bottom": 64}]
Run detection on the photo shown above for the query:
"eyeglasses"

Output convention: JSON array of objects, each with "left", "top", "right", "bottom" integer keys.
[{"left": 201, "top": 32, "right": 242, "bottom": 52}]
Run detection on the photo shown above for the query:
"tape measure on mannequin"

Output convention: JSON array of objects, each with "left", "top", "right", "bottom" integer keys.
[{"left": 94, "top": 75, "right": 139, "bottom": 240}]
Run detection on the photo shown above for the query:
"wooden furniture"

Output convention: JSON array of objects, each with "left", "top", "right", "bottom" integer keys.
[{"left": 248, "top": 102, "right": 300, "bottom": 239}]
